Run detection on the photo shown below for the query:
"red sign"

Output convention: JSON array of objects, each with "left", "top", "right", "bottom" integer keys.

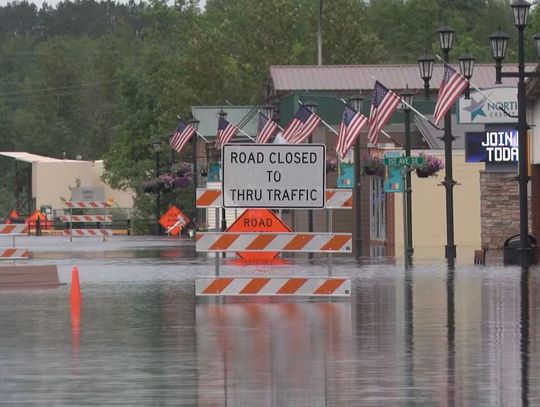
[
  {"left": 159, "top": 205, "right": 189, "bottom": 236},
  {"left": 226, "top": 209, "right": 291, "bottom": 261}
]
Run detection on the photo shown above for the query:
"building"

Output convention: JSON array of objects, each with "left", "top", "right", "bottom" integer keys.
[
  {"left": 194, "top": 64, "right": 527, "bottom": 263},
  {"left": 0, "top": 152, "right": 134, "bottom": 217}
]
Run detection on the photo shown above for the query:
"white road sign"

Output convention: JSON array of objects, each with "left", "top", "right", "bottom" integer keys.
[{"left": 222, "top": 144, "right": 326, "bottom": 209}]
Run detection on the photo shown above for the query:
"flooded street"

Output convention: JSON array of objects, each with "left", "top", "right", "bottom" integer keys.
[{"left": 1, "top": 236, "right": 539, "bottom": 405}]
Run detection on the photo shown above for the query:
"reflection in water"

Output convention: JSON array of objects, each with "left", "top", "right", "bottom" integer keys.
[{"left": 196, "top": 301, "right": 353, "bottom": 406}]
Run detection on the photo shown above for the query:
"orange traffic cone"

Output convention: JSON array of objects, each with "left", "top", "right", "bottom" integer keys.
[{"left": 70, "top": 267, "right": 81, "bottom": 307}]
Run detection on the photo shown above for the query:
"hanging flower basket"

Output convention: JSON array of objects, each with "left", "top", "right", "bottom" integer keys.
[
  {"left": 326, "top": 158, "right": 337, "bottom": 173},
  {"left": 413, "top": 153, "right": 444, "bottom": 178},
  {"left": 142, "top": 173, "right": 192, "bottom": 193},
  {"left": 362, "top": 156, "right": 385, "bottom": 177},
  {"left": 142, "top": 179, "right": 163, "bottom": 193}
]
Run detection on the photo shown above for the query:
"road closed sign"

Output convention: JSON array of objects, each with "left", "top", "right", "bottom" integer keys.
[{"left": 222, "top": 144, "right": 326, "bottom": 209}]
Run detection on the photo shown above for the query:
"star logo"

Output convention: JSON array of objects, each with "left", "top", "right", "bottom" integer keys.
[{"left": 463, "top": 94, "right": 489, "bottom": 121}]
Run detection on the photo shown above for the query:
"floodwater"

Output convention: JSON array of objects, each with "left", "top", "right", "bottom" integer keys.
[{"left": 1, "top": 236, "right": 539, "bottom": 406}]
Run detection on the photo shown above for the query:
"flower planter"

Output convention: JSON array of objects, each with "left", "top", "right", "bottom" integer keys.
[{"left": 416, "top": 169, "right": 433, "bottom": 178}]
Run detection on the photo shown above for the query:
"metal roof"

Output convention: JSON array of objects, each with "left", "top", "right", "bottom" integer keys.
[
  {"left": 268, "top": 64, "right": 537, "bottom": 94},
  {"left": 191, "top": 106, "right": 258, "bottom": 138},
  {"left": 0, "top": 152, "right": 87, "bottom": 163}
]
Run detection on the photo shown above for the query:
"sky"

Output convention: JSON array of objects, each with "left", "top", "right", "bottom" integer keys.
[{"left": 0, "top": 0, "right": 206, "bottom": 8}]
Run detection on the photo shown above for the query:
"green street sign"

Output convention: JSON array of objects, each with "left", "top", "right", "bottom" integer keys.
[{"left": 383, "top": 156, "right": 425, "bottom": 167}]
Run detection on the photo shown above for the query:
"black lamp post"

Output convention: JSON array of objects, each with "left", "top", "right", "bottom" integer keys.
[
  {"left": 417, "top": 51, "right": 435, "bottom": 100},
  {"left": 152, "top": 139, "right": 162, "bottom": 235},
  {"left": 416, "top": 26, "right": 474, "bottom": 269},
  {"left": 188, "top": 116, "right": 200, "bottom": 221},
  {"left": 400, "top": 87, "right": 415, "bottom": 267},
  {"left": 218, "top": 109, "right": 228, "bottom": 233},
  {"left": 305, "top": 100, "right": 319, "bottom": 236},
  {"left": 348, "top": 94, "right": 365, "bottom": 257},
  {"left": 489, "top": 0, "right": 540, "bottom": 270},
  {"left": 438, "top": 25, "right": 457, "bottom": 269}
]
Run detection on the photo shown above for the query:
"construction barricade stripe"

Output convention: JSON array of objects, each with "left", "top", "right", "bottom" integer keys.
[
  {"left": 196, "top": 277, "right": 351, "bottom": 297},
  {"left": 58, "top": 215, "right": 113, "bottom": 223},
  {"left": 196, "top": 188, "right": 352, "bottom": 209},
  {"left": 0, "top": 224, "right": 28, "bottom": 235},
  {"left": 63, "top": 201, "right": 111, "bottom": 209},
  {"left": 196, "top": 232, "right": 352, "bottom": 253},
  {"left": 0, "top": 248, "right": 29, "bottom": 259},
  {"left": 63, "top": 229, "right": 112, "bottom": 237}
]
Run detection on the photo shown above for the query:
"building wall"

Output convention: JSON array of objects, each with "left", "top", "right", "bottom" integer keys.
[
  {"left": 394, "top": 150, "right": 483, "bottom": 264},
  {"left": 34, "top": 160, "right": 134, "bottom": 210}
]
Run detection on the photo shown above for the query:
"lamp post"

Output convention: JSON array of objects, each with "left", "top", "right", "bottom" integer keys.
[
  {"left": 400, "top": 87, "right": 415, "bottom": 267},
  {"left": 489, "top": 0, "right": 540, "bottom": 270},
  {"left": 152, "top": 139, "right": 162, "bottom": 235},
  {"left": 188, "top": 116, "right": 200, "bottom": 221},
  {"left": 305, "top": 100, "right": 319, "bottom": 237},
  {"left": 348, "top": 94, "right": 364, "bottom": 257},
  {"left": 417, "top": 26, "right": 475, "bottom": 269},
  {"left": 218, "top": 109, "right": 228, "bottom": 233}
]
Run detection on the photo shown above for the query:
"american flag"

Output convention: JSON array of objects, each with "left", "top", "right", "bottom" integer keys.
[
  {"left": 216, "top": 116, "right": 239, "bottom": 149},
  {"left": 336, "top": 105, "right": 368, "bottom": 158},
  {"left": 368, "top": 81, "right": 401, "bottom": 145},
  {"left": 170, "top": 119, "right": 196, "bottom": 153},
  {"left": 256, "top": 111, "right": 279, "bottom": 144},
  {"left": 282, "top": 105, "right": 321, "bottom": 143},
  {"left": 433, "top": 64, "right": 469, "bottom": 126}
]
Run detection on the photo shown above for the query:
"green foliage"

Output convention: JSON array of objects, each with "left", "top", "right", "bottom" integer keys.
[{"left": 0, "top": 0, "right": 521, "bottom": 228}]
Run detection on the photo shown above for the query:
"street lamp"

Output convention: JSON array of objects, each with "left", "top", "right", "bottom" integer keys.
[
  {"left": 348, "top": 94, "right": 365, "bottom": 257},
  {"left": 417, "top": 25, "right": 473, "bottom": 269},
  {"left": 400, "top": 87, "right": 414, "bottom": 267},
  {"left": 304, "top": 101, "right": 318, "bottom": 237},
  {"left": 418, "top": 51, "right": 435, "bottom": 100},
  {"left": 261, "top": 104, "right": 275, "bottom": 121},
  {"left": 188, "top": 116, "right": 200, "bottom": 222},
  {"left": 458, "top": 52, "right": 475, "bottom": 99},
  {"left": 152, "top": 139, "right": 162, "bottom": 235},
  {"left": 488, "top": 0, "right": 540, "bottom": 269}
]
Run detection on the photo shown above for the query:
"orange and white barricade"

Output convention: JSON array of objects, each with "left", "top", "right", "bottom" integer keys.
[
  {"left": 0, "top": 248, "right": 30, "bottom": 260},
  {"left": 197, "top": 188, "right": 352, "bottom": 210},
  {"left": 196, "top": 277, "right": 351, "bottom": 297},
  {"left": 196, "top": 232, "right": 352, "bottom": 253},
  {"left": 58, "top": 215, "right": 113, "bottom": 223},
  {"left": 63, "top": 229, "right": 112, "bottom": 238},
  {"left": 63, "top": 201, "right": 111, "bottom": 209},
  {"left": 0, "top": 223, "right": 29, "bottom": 260},
  {"left": 62, "top": 201, "right": 112, "bottom": 242}
]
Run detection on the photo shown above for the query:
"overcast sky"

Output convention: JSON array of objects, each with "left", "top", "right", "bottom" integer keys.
[{"left": 0, "top": 0, "right": 206, "bottom": 8}]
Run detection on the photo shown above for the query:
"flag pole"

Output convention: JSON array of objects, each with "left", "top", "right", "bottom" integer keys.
[
  {"left": 369, "top": 76, "right": 443, "bottom": 131},
  {"left": 298, "top": 100, "right": 338, "bottom": 135},
  {"left": 435, "top": 54, "right": 518, "bottom": 119},
  {"left": 339, "top": 98, "right": 401, "bottom": 147}
]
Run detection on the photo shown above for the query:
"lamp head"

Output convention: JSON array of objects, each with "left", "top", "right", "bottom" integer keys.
[
  {"left": 458, "top": 52, "right": 475, "bottom": 79},
  {"left": 399, "top": 86, "right": 414, "bottom": 112},
  {"left": 152, "top": 140, "right": 162, "bottom": 152},
  {"left": 304, "top": 100, "right": 319, "bottom": 114},
  {"left": 417, "top": 51, "right": 435, "bottom": 81},
  {"left": 347, "top": 94, "right": 364, "bottom": 113},
  {"left": 489, "top": 29, "right": 510, "bottom": 61},
  {"left": 511, "top": 0, "right": 531, "bottom": 28},
  {"left": 437, "top": 25, "right": 455, "bottom": 52}
]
